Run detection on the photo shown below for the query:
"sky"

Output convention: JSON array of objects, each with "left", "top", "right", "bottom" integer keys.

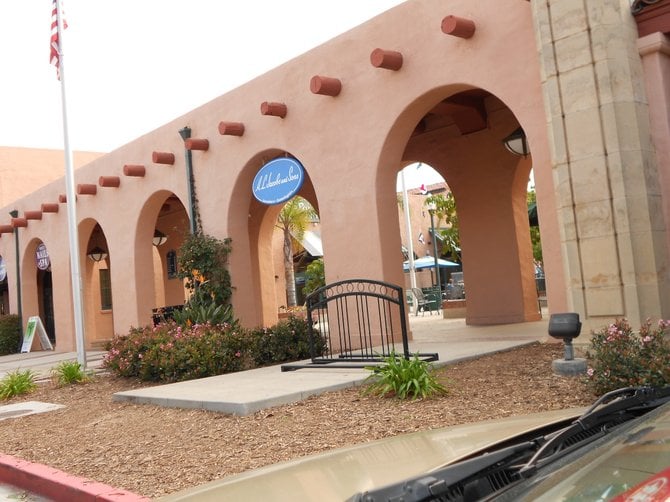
[{"left": 2, "top": 1, "right": 409, "bottom": 154}]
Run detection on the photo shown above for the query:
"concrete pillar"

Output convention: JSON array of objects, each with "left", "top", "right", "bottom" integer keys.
[{"left": 531, "top": 0, "right": 670, "bottom": 328}]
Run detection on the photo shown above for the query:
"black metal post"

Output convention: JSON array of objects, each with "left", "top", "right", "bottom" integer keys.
[
  {"left": 428, "top": 207, "right": 442, "bottom": 297},
  {"left": 9, "top": 210, "right": 23, "bottom": 345},
  {"left": 178, "top": 126, "right": 197, "bottom": 234}
]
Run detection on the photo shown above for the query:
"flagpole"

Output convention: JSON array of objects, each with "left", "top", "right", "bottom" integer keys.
[
  {"left": 55, "top": 0, "right": 87, "bottom": 368},
  {"left": 401, "top": 167, "right": 417, "bottom": 291}
]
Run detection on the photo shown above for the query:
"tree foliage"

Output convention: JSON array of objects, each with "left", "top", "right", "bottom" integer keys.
[
  {"left": 424, "top": 193, "right": 460, "bottom": 261},
  {"left": 527, "top": 189, "right": 543, "bottom": 264},
  {"left": 303, "top": 258, "right": 325, "bottom": 297},
  {"left": 277, "top": 197, "right": 318, "bottom": 307},
  {"left": 177, "top": 233, "right": 233, "bottom": 307}
]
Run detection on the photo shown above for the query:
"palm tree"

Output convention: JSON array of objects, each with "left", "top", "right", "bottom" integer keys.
[{"left": 276, "top": 196, "right": 317, "bottom": 307}]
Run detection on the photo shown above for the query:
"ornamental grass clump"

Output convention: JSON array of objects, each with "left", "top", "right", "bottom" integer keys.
[
  {"left": 363, "top": 352, "right": 448, "bottom": 400},
  {"left": 0, "top": 369, "right": 37, "bottom": 400},
  {"left": 585, "top": 318, "right": 670, "bottom": 395},
  {"left": 51, "top": 360, "right": 92, "bottom": 386}
]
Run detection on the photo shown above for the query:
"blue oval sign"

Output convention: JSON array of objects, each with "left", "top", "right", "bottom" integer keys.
[{"left": 252, "top": 158, "right": 305, "bottom": 205}]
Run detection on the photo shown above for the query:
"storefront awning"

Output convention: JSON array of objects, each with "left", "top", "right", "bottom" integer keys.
[{"left": 291, "top": 229, "right": 323, "bottom": 257}]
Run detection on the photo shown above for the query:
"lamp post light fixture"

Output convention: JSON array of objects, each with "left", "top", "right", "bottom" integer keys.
[
  {"left": 502, "top": 127, "right": 529, "bottom": 157},
  {"left": 426, "top": 201, "right": 442, "bottom": 298},
  {"left": 153, "top": 229, "right": 168, "bottom": 247},
  {"left": 87, "top": 246, "right": 107, "bottom": 262}
]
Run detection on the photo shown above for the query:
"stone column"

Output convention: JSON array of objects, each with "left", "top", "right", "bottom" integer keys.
[{"left": 531, "top": 0, "right": 670, "bottom": 327}]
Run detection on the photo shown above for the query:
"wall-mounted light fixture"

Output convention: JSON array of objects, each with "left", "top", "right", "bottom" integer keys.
[
  {"left": 87, "top": 246, "right": 107, "bottom": 262},
  {"left": 153, "top": 229, "right": 168, "bottom": 247},
  {"left": 502, "top": 127, "right": 529, "bottom": 157}
]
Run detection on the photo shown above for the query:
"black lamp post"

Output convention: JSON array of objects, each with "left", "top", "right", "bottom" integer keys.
[
  {"left": 179, "top": 126, "right": 197, "bottom": 234},
  {"left": 427, "top": 201, "right": 442, "bottom": 297}
]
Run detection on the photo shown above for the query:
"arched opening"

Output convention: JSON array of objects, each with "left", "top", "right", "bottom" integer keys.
[
  {"left": 228, "top": 151, "right": 319, "bottom": 327},
  {"left": 383, "top": 87, "right": 540, "bottom": 325},
  {"left": 135, "top": 191, "right": 190, "bottom": 325},
  {"left": 82, "top": 221, "right": 113, "bottom": 347},
  {"left": 397, "top": 163, "right": 464, "bottom": 314},
  {"left": 151, "top": 194, "right": 190, "bottom": 320},
  {"left": 21, "top": 239, "right": 55, "bottom": 346},
  {"left": 0, "top": 255, "right": 7, "bottom": 315},
  {"left": 35, "top": 243, "right": 55, "bottom": 343},
  {"left": 273, "top": 196, "right": 321, "bottom": 313}
]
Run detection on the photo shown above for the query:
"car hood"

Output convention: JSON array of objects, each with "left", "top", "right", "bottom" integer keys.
[{"left": 160, "top": 407, "right": 585, "bottom": 502}]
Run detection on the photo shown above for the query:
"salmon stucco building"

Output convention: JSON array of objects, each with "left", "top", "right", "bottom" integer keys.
[{"left": 0, "top": 0, "right": 669, "bottom": 352}]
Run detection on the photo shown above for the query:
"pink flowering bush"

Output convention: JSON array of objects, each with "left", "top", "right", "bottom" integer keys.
[
  {"left": 585, "top": 318, "right": 670, "bottom": 395},
  {"left": 103, "top": 315, "right": 321, "bottom": 382},
  {"left": 103, "top": 321, "right": 252, "bottom": 382}
]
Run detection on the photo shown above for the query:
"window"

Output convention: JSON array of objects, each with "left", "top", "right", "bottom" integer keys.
[
  {"left": 167, "top": 250, "right": 178, "bottom": 279},
  {"left": 99, "top": 269, "right": 112, "bottom": 310}
]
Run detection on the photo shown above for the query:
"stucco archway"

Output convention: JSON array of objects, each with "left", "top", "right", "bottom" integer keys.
[
  {"left": 80, "top": 220, "right": 114, "bottom": 347},
  {"left": 227, "top": 151, "right": 320, "bottom": 327},
  {"left": 20, "top": 239, "right": 54, "bottom": 346},
  {"left": 379, "top": 86, "right": 541, "bottom": 324},
  {"left": 135, "top": 191, "right": 190, "bottom": 325}
]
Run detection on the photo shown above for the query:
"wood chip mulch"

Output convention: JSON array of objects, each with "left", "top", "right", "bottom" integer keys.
[{"left": 0, "top": 342, "right": 595, "bottom": 498}]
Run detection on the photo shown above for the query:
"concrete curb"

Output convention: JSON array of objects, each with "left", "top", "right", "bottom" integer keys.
[{"left": 0, "top": 453, "right": 149, "bottom": 501}]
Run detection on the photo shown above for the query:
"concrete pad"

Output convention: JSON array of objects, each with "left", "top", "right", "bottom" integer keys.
[
  {"left": 113, "top": 364, "right": 371, "bottom": 415},
  {"left": 113, "top": 316, "right": 551, "bottom": 416},
  {"left": 0, "top": 401, "right": 65, "bottom": 421}
]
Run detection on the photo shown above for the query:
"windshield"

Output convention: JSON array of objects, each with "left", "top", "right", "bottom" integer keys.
[{"left": 512, "top": 403, "right": 670, "bottom": 501}]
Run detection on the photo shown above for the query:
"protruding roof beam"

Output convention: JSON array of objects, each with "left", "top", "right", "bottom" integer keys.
[
  {"left": 310, "top": 76, "right": 342, "bottom": 97},
  {"left": 370, "top": 49, "right": 403, "bottom": 71},
  {"left": 261, "top": 101, "right": 287, "bottom": 118},
  {"left": 441, "top": 15, "right": 476, "bottom": 39}
]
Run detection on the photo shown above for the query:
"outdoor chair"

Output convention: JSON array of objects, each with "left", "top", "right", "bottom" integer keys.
[{"left": 411, "top": 288, "right": 440, "bottom": 316}]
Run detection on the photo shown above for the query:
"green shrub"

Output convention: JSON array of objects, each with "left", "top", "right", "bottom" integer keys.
[
  {"left": 363, "top": 352, "right": 448, "bottom": 399},
  {"left": 103, "top": 321, "right": 253, "bottom": 382},
  {"left": 248, "top": 315, "right": 326, "bottom": 367},
  {"left": 0, "top": 369, "right": 37, "bottom": 400},
  {"left": 303, "top": 258, "right": 325, "bottom": 297},
  {"left": 0, "top": 315, "right": 21, "bottom": 355},
  {"left": 177, "top": 233, "right": 233, "bottom": 306},
  {"left": 585, "top": 318, "right": 670, "bottom": 395},
  {"left": 51, "top": 360, "right": 92, "bottom": 386},
  {"left": 171, "top": 300, "right": 236, "bottom": 328},
  {"left": 104, "top": 314, "right": 327, "bottom": 382}
]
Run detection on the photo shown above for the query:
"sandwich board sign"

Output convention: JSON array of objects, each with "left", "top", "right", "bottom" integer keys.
[{"left": 20, "top": 316, "right": 53, "bottom": 353}]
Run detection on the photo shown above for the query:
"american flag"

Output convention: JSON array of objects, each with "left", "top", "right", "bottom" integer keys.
[{"left": 50, "top": 0, "right": 67, "bottom": 79}]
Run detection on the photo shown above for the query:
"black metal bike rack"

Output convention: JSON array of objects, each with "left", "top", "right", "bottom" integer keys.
[{"left": 281, "top": 278, "right": 438, "bottom": 371}]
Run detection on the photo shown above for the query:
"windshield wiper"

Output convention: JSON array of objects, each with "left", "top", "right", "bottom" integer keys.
[
  {"left": 347, "top": 441, "right": 538, "bottom": 502},
  {"left": 348, "top": 386, "right": 670, "bottom": 502},
  {"left": 518, "top": 386, "right": 670, "bottom": 478}
]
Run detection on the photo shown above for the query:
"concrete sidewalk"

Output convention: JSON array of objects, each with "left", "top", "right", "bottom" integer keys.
[
  {"left": 0, "top": 314, "right": 552, "bottom": 416},
  {"left": 0, "top": 350, "right": 107, "bottom": 381},
  {"left": 112, "top": 315, "right": 552, "bottom": 415}
]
